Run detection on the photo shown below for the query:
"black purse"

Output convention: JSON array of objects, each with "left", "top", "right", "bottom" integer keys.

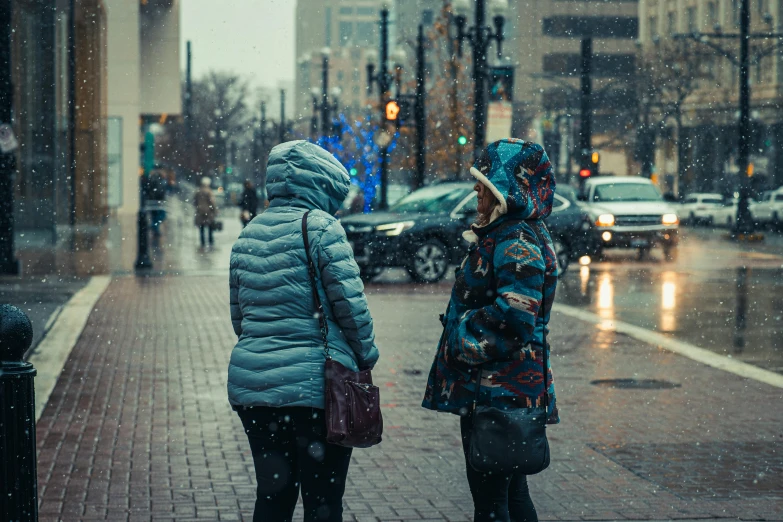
[{"left": 467, "top": 224, "right": 551, "bottom": 475}]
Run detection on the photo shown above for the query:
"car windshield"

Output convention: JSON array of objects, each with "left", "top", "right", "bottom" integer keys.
[
  {"left": 593, "top": 183, "right": 662, "bottom": 202},
  {"left": 390, "top": 185, "right": 472, "bottom": 213}
]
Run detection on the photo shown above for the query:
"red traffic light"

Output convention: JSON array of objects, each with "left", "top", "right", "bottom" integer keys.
[{"left": 579, "top": 168, "right": 592, "bottom": 178}]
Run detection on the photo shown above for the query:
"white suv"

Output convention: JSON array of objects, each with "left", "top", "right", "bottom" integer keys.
[
  {"left": 752, "top": 188, "right": 783, "bottom": 229},
  {"left": 681, "top": 193, "right": 735, "bottom": 227},
  {"left": 578, "top": 177, "right": 680, "bottom": 259}
]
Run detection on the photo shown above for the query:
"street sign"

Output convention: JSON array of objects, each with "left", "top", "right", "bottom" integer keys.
[
  {"left": 0, "top": 124, "right": 19, "bottom": 154},
  {"left": 542, "top": 16, "right": 638, "bottom": 39},
  {"left": 542, "top": 53, "right": 636, "bottom": 77}
]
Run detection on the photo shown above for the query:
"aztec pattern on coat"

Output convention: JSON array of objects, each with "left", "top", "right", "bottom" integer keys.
[
  {"left": 228, "top": 140, "right": 379, "bottom": 409},
  {"left": 422, "top": 139, "right": 560, "bottom": 423}
]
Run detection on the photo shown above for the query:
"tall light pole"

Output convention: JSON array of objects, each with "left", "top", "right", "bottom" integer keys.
[
  {"left": 366, "top": 3, "right": 393, "bottom": 210},
  {"left": 0, "top": 0, "right": 18, "bottom": 274},
  {"left": 453, "top": 0, "right": 507, "bottom": 159},
  {"left": 320, "top": 47, "right": 331, "bottom": 139},
  {"left": 414, "top": 24, "right": 427, "bottom": 190}
]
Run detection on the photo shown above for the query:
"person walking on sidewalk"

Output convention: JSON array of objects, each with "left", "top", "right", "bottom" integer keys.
[
  {"left": 228, "top": 140, "right": 379, "bottom": 522},
  {"left": 193, "top": 176, "right": 218, "bottom": 248},
  {"left": 239, "top": 179, "right": 259, "bottom": 228},
  {"left": 422, "top": 139, "right": 560, "bottom": 522}
]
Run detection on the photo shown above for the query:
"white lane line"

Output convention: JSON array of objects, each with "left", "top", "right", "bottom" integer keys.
[
  {"left": 28, "top": 276, "right": 111, "bottom": 421},
  {"left": 553, "top": 303, "right": 783, "bottom": 390}
]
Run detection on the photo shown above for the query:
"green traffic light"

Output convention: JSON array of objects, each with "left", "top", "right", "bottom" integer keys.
[
  {"left": 226, "top": 167, "right": 233, "bottom": 174},
  {"left": 458, "top": 135, "right": 467, "bottom": 146},
  {"left": 349, "top": 168, "right": 358, "bottom": 176}
]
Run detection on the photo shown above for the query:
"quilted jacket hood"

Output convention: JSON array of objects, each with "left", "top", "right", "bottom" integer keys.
[{"left": 266, "top": 140, "right": 350, "bottom": 215}]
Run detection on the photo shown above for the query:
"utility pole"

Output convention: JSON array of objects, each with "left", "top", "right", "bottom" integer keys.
[
  {"left": 0, "top": 0, "right": 19, "bottom": 274},
  {"left": 579, "top": 37, "right": 593, "bottom": 177},
  {"left": 279, "top": 89, "right": 286, "bottom": 144},
  {"left": 414, "top": 24, "right": 426, "bottom": 190},
  {"left": 184, "top": 41, "right": 193, "bottom": 171},
  {"left": 379, "top": 6, "right": 390, "bottom": 210},
  {"left": 68, "top": 0, "right": 76, "bottom": 231},
  {"left": 321, "top": 48, "right": 331, "bottom": 139},
  {"left": 736, "top": 0, "right": 753, "bottom": 234}
]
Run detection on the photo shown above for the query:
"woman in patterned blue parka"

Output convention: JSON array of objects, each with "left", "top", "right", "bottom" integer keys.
[{"left": 423, "top": 139, "right": 559, "bottom": 522}]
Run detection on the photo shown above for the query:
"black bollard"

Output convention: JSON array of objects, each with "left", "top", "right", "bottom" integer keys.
[{"left": 0, "top": 304, "right": 37, "bottom": 521}]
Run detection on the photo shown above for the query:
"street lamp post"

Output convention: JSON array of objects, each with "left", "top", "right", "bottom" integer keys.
[
  {"left": 453, "top": 0, "right": 507, "bottom": 159},
  {"left": 320, "top": 48, "right": 331, "bottom": 139},
  {"left": 311, "top": 90, "right": 319, "bottom": 141},
  {"left": 0, "top": 0, "right": 19, "bottom": 274},
  {"left": 414, "top": 24, "right": 427, "bottom": 190},
  {"left": 366, "top": 4, "right": 393, "bottom": 210}
]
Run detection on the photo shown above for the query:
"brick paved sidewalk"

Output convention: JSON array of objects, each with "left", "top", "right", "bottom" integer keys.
[{"left": 36, "top": 276, "right": 783, "bottom": 521}]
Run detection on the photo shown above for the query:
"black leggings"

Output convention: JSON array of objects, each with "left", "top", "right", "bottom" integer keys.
[
  {"left": 237, "top": 406, "right": 352, "bottom": 522},
  {"left": 460, "top": 415, "right": 539, "bottom": 522}
]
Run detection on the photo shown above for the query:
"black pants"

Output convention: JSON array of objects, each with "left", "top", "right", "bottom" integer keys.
[
  {"left": 237, "top": 406, "right": 352, "bottom": 522},
  {"left": 460, "top": 415, "right": 538, "bottom": 522},
  {"left": 199, "top": 225, "right": 213, "bottom": 246}
]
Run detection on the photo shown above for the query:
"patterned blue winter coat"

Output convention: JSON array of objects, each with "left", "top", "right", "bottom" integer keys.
[
  {"left": 228, "top": 141, "right": 379, "bottom": 409},
  {"left": 422, "top": 139, "right": 560, "bottom": 423}
]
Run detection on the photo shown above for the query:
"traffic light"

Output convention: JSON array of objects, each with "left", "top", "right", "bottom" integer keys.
[
  {"left": 349, "top": 167, "right": 358, "bottom": 177},
  {"left": 591, "top": 151, "right": 600, "bottom": 165},
  {"left": 226, "top": 166, "right": 233, "bottom": 175},
  {"left": 457, "top": 135, "right": 467, "bottom": 146},
  {"left": 385, "top": 100, "right": 400, "bottom": 121},
  {"left": 579, "top": 168, "right": 592, "bottom": 178}
]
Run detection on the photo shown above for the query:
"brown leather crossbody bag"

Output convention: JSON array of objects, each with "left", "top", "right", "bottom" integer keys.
[{"left": 301, "top": 211, "right": 383, "bottom": 448}]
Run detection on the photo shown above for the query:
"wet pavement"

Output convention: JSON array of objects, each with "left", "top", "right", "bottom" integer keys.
[{"left": 556, "top": 227, "right": 783, "bottom": 374}]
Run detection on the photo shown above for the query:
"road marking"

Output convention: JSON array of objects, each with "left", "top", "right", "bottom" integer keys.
[
  {"left": 28, "top": 276, "right": 111, "bottom": 421},
  {"left": 553, "top": 303, "right": 783, "bottom": 390}
]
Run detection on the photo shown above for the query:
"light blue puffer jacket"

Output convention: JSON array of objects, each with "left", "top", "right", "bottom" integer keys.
[{"left": 227, "top": 140, "right": 379, "bottom": 409}]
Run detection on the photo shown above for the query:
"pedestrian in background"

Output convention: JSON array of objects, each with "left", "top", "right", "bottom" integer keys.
[
  {"left": 228, "top": 141, "right": 379, "bottom": 522},
  {"left": 422, "top": 139, "right": 560, "bottom": 522},
  {"left": 147, "top": 169, "right": 168, "bottom": 245},
  {"left": 239, "top": 179, "right": 259, "bottom": 228},
  {"left": 194, "top": 176, "right": 218, "bottom": 248}
]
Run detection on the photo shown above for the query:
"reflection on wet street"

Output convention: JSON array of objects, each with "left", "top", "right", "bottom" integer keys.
[{"left": 557, "top": 228, "right": 783, "bottom": 373}]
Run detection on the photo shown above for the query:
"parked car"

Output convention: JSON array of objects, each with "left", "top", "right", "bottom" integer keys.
[
  {"left": 340, "top": 182, "right": 595, "bottom": 283},
  {"left": 681, "top": 193, "right": 735, "bottom": 226},
  {"left": 577, "top": 176, "right": 679, "bottom": 260},
  {"left": 751, "top": 187, "right": 783, "bottom": 229}
]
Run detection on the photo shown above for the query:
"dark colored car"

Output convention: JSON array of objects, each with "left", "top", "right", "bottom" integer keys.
[{"left": 340, "top": 182, "right": 595, "bottom": 283}]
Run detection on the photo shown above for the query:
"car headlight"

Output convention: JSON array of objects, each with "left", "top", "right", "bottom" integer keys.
[
  {"left": 662, "top": 213, "right": 679, "bottom": 226},
  {"left": 375, "top": 221, "right": 415, "bottom": 236},
  {"left": 595, "top": 214, "right": 615, "bottom": 227}
]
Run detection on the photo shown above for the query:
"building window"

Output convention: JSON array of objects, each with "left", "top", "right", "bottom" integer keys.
[
  {"left": 339, "top": 21, "right": 353, "bottom": 45},
  {"left": 108, "top": 117, "right": 123, "bottom": 209},
  {"left": 340, "top": 6, "right": 353, "bottom": 15},
  {"left": 337, "top": 70, "right": 344, "bottom": 81},
  {"left": 687, "top": 7, "right": 696, "bottom": 33},
  {"left": 357, "top": 6, "right": 375, "bottom": 16},
  {"left": 732, "top": 0, "right": 740, "bottom": 27},
  {"left": 667, "top": 11, "right": 676, "bottom": 36},
  {"left": 707, "top": 2, "right": 717, "bottom": 26},
  {"left": 352, "top": 69, "right": 360, "bottom": 81},
  {"left": 422, "top": 9, "right": 434, "bottom": 25},
  {"left": 356, "top": 22, "right": 374, "bottom": 46},
  {"left": 325, "top": 7, "right": 332, "bottom": 46},
  {"left": 649, "top": 16, "right": 658, "bottom": 40}
]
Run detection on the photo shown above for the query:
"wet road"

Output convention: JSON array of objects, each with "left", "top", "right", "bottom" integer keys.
[{"left": 556, "top": 227, "right": 783, "bottom": 373}]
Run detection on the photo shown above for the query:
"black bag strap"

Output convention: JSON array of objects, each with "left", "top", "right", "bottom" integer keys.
[
  {"left": 473, "top": 222, "right": 550, "bottom": 410},
  {"left": 301, "top": 211, "right": 331, "bottom": 359}
]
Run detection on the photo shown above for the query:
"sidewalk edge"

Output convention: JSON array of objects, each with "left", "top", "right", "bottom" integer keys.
[
  {"left": 553, "top": 303, "right": 783, "bottom": 389},
  {"left": 29, "top": 275, "right": 111, "bottom": 421}
]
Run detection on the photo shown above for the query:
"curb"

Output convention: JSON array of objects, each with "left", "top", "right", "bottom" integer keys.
[
  {"left": 27, "top": 276, "right": 111, "bottom": 421},
  {"left": 554, "top": 303, "right": 783, "bottom": 390}
]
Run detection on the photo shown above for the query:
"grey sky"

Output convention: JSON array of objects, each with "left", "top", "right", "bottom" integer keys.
[{"left": 181, "top": 0, "right": 296, "bottom": 88}]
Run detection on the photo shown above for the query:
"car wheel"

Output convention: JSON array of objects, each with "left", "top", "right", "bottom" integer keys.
[
  {"left": 552, "top": 238, "right": 570, "bottom": 276},
  {"left": 637, "top": 246, "right": 652, "bottom": 261},
  {"left": 408, "top": 239, "right": 449, "bottom": 283},
  {"left": 726, "top": 215, "right": 733, "bottom": 227}
]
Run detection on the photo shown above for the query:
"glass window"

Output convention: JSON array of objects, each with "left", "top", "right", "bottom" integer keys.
[
  {"left": 708, "top": 2, "right": 717, "bottom": 25},
  {"left": 703, "top": 197, "right": 724, "bottom": 205},
  {"left": 356, "top": 22, "right": 375, "bottom": 46},
  {"left": 687, "top": 7, "right": 696, "bottom": 32},
  {"left": 339, "top": 6, "right": 353, "bottom": 15},
  {"left": 391, "top": 185, "right": 473, "bottom": 213},
  {"left": 593, "top": 183, "right": 663, "bottom": 202},
  {"left": 684, "top": 196, "right": 697, "bottom": 204},
  {"left": 422, "top": 10, "right": 434, "bottom": 25},
  {"left": 339, "top": 21, "right": 353, "bottom": 45},
  {"left": 775, "top": 194, "right": 783, "bottom": 201},
  {"left": 649, "top": 16, "right": 658, "bottom": 40},
  {"left": 357, "top": 6, "right": 376, "bottom": 16},
  {"left": 667, "top": 11, "right": 676, "bottom": 36}
]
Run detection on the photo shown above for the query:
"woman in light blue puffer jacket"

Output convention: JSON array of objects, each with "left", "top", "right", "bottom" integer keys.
[{"left": 228, "top": 140, "right": 379, "bottom": 522}]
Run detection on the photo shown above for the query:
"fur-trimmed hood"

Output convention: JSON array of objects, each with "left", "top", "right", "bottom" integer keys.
[{"left": 470, "top": 139, "right": 556, "bottom": 220}]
